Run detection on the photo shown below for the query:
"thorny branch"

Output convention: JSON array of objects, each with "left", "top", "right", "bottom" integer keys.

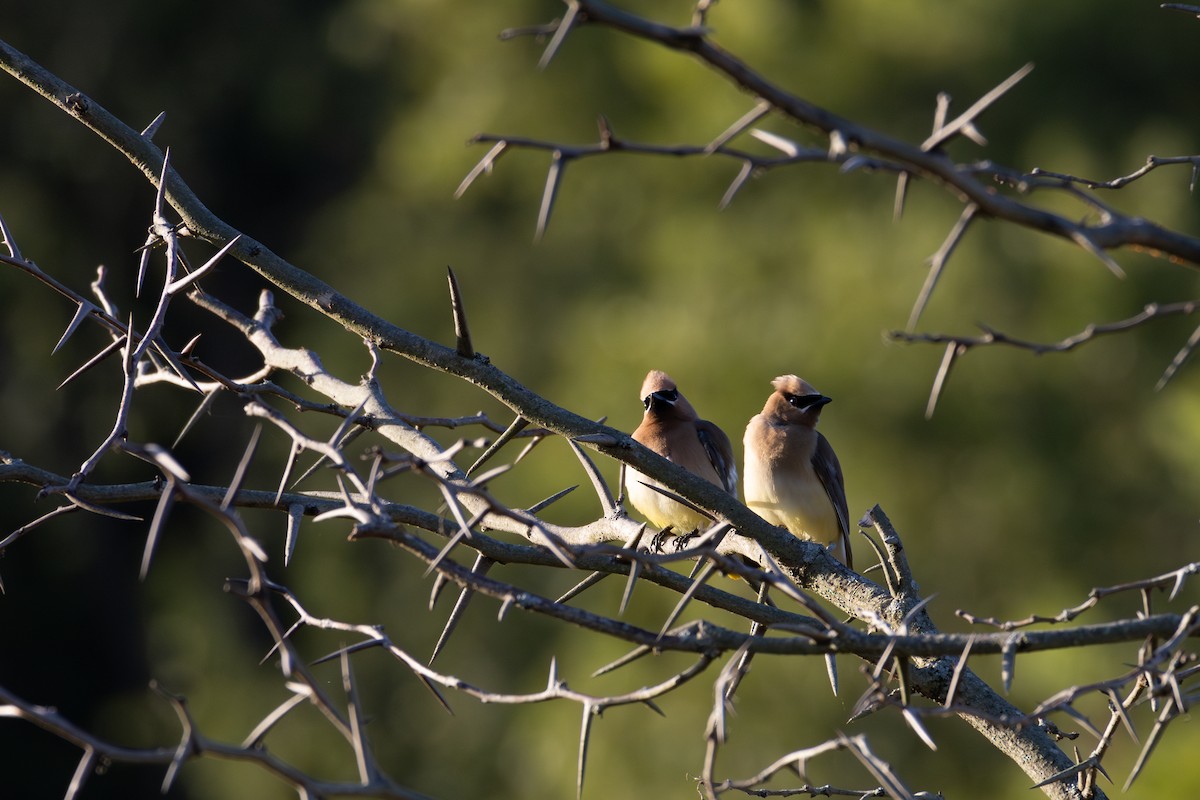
[
  {"left": 464, "top": 1, "right": 1200, "bottom": 405},
  {"left": 890, "top": 300, "right": 1200, "bottom": 416},
  {"left": 0, "top": 5, "right": 1197, "bottom": 799}
]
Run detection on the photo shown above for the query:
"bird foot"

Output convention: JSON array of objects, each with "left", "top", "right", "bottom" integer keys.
[
  {"left": 649, "top": 526, "right": 677, "bottom": 553},
  {"left": 673, "top": 528, "right": 703, "bottom": 552}
]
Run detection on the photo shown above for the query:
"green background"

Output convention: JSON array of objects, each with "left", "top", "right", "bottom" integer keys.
[{"left": 0, "top": 1, "right": 1197, "bottom": 797}]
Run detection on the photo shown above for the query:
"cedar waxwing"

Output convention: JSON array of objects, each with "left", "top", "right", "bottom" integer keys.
[
  {"left": 627, "top": 370, "right": 738, "bottom": 535},
  {"left": 743, "top": 375, "right": 852, "bottom": 568}
]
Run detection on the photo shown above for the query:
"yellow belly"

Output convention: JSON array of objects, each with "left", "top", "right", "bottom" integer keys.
[
  {"left": 626, "top": 470, "right": 713, "bottom": 533},
  {"left": 744, "top": 467, "right": 839, "bottom": 545}
]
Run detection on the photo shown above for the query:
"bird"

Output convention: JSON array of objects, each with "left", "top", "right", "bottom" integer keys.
[
  {"left": 743, "top": 374, "right": 852, "bottom": 568},
  {"left": 626, "top": 370, "right": 738, "bottom": 540}
]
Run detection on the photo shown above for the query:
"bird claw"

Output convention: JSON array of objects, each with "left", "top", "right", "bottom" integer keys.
[
  {"left": 649, "top": 526, "right": 677, "bottom": 553},
  {"left": 674, "top": 528, "right": 702, "bottom": 551}
]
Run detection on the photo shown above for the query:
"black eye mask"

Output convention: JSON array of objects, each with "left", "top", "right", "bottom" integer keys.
[
  {"left": 644, "top": 388, "right": 679, "bottom": 410},
  {"left": 785, "top": 392, "right": 830, "bottom": 410}
]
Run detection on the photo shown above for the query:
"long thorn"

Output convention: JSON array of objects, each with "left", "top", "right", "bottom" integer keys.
[
  {"left": 446, "top": 266, "right": 475, "bottom": 357},
  {"left": 430, "top": 555, "right": 493, "bottom": 664}
]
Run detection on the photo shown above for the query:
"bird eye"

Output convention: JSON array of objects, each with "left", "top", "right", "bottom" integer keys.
[{"left": 661, "top": 389, "right": 678, "bottom": 402}]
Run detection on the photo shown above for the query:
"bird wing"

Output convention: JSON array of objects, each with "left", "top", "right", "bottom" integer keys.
[
  {"left": 696, "top": 420, "right": 739, "bottom": 497},
  {"left": 812, "top": 432, "right": 852, "bottom": 570}
]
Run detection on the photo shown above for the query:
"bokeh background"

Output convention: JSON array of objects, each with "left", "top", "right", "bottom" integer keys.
[{"left": 1, "top": 1, "right": 1198, "bottom": 797}]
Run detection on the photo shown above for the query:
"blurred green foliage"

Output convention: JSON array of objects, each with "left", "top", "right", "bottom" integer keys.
[{"left": 0, "top": 1, "right": 1197, "bottom": 798}]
